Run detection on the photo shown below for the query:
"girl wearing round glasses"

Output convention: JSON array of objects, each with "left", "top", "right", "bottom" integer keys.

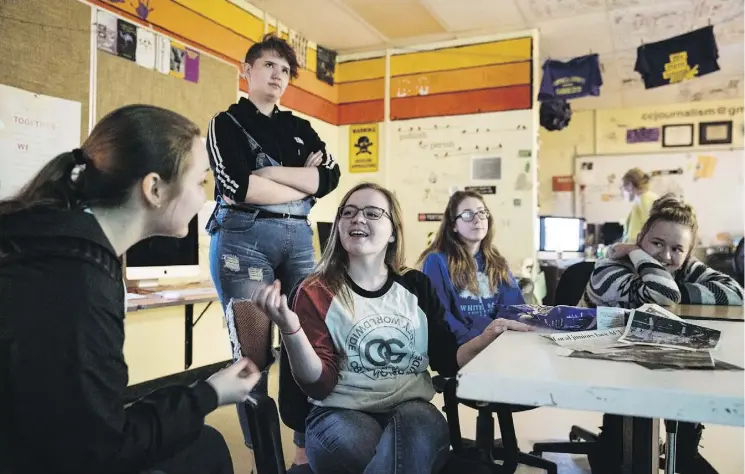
[
  {"left": 418, "top": 190, "right": 532, "bottom": 363},
  {"left": 253, "top": 182, "right": 468, "bottom": 474}
]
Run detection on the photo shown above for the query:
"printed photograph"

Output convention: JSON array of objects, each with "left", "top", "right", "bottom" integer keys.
[{"left": 619, "top": 310, "right": 721, "bottom": 351}]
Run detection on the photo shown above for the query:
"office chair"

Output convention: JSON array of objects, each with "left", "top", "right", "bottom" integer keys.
[
  {"left": 434, "top": 375, "right": 558, "bottom": 474},
  {"left": 229, "top": 296, "right": 493, "bottom": 474},
  {"left": 734, "top": 238, "right": 744, "bottom": 286},
  {"left": 530, "top": 261, "right": 599, "bottom": 459}
]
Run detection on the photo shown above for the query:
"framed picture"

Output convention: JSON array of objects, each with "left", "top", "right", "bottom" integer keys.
[
  {"left": 662, "top": 124, "right": 694, "bottom": 147},
  {"left": 699, "top": 120, "right": 733, "bottom": 145}
]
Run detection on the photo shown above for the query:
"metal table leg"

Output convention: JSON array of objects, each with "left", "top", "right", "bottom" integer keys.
[{"left": 621, "top": 416, "right": 660, "bottom": 474}]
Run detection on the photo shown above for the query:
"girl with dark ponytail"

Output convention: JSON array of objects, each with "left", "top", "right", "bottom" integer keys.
[{"left": 1, "top": 105, "right": 264, "bottom": 474}]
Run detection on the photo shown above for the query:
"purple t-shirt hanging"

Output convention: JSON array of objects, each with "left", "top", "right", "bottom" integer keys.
[{"left": 539, "top": 54, "right": 603, "bottom": 101}]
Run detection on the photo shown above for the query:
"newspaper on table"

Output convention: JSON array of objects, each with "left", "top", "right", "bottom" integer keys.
[{"left": 544, "top": 304, "right": 737, "bottom": 370}]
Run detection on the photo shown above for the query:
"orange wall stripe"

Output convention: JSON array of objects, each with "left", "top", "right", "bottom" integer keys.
[
  {"left": 337, "top": 57, "right": 386, "bottom": 83},
  {"left": 172, "top": 0, "right": 264, "bottom": 42},
  {"left": 338, "top": 78, "right": 385, "bottom": 103},
  {"left": 391, "top": 85, "right": 531, "bottom": 120},
  {"left": 338, "top": 100, "right": 385, "bottom": 125},
  {"left": 391, "top": 61, "right": 530, "bottom": 98},
  {"left": 294, "top": 69, "right": 338, "bottom": 104},
  {"left": 281, "top": 85, "right": 338, "bottom": 125},
  {"left": 391, "top": 37, "right": 532, "bottom": 77}
]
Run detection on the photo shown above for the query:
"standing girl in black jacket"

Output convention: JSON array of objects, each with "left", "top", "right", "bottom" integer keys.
[{"left": 0, "top": 105, "right": 261, "bottom": 474}]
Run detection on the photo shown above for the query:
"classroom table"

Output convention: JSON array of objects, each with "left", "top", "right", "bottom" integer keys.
[
  {"left": 457, "top": 320, "right": 744, "bottom": 474},
  {"left": 672, "top": 303, "right": 744, "bottom": 321},
  {"left": 126, "top": 282, "right": 219, "bottom": 369}
]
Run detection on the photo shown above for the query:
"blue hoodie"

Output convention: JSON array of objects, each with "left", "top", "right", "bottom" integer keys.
[{"left": 421, "top": 251, "right": 525, "bottom": 346}]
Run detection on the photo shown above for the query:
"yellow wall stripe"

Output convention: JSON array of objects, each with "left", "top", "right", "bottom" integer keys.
[
  {"left": 173, "top": 0, "right": 264, "bottom": 42},
  {"left": 337, "top": 57, "right": 386, "bottom": 83},
  {"left": 391, "top": 37, "right": 531, "bottom": 77}
]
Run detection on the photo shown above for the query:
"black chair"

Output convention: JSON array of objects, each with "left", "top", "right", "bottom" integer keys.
[
  {"left": 434, "top": 375, "right": 558, "bottom": 474},
  {"left": 530, "top": 261, "right": 599, "bottom": 459},
  {"left": 734, "top": 238, "right": 744, "bottom": 286}
]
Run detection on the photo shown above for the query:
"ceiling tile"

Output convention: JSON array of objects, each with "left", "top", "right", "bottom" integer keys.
[
  {"left": 609, "top": 1, "right": 696, "bottom": 50},
  {"left": 422, "top": 0, "right": 526, "bottom": 32},
  {"left": 343, "top": 0, "right": 447, "bottom": 39},
  {"left": 261, "top": 0, "right": 384, "bottom": 51},
  {"left": 518, "top": 0, "right": 607, "bottom": 23},
  {"left": 537, "top": 12, "right": 615, "bottom": 60}
]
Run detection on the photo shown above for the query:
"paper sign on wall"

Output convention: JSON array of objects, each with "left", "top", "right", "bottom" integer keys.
[
  {"left": 465, "top": 185, "right": 496, "bottom": 195},
  {"left": 418, "top": 213, "right": 443, "bottom": 222},
  {"left": 349, "top": 123, "right": 379, "bottom": 173}
]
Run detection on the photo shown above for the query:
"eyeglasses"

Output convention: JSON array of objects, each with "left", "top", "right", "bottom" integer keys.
[
  {"left": 455, "top": 210, "right": 490, "bottom": 223},
  {"left": 338, "top": 205, "right": 391, "bottom": 221}
]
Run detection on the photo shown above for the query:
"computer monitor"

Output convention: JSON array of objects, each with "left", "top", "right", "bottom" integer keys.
[
  {"left": 317, "top": 222, "right": 333, "bottom": 254},
  {"left": 125, "top": 216, "right": 200, "bottom": 287},
  {"left": 538, "top": 216, "right": 586, "bottom": 253}
]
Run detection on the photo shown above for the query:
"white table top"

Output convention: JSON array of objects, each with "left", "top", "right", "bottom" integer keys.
[{"left": 457, "top": 321, "right": 745, "bottom": 427}]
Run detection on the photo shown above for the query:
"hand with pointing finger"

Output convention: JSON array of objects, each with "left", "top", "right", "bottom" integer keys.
[{"left": 253, "top": 280, "right": 301, "bottom": 334}]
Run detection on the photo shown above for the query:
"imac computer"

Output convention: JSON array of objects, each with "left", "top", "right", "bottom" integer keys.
[
  {"left": 537, "top": 216, "right": 586, "bottom": 258},
  {"left": 125, "top": 216, "right": 200, "bottom": 287}
]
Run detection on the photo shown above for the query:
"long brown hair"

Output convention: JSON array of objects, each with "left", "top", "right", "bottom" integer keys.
[
  {"left": 637, "top": 193, "right": 699, "bottom": 263},
  {"left": 0, "top": 104, "right": 200, "bottom": 215},
  {"left": 305, "top": 182, "right": 407, "bottom": 306},
  {"left": 417, "top": 190, "right": 509, "bottom": 294}
]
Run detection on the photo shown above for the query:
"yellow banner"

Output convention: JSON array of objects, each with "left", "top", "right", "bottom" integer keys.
[{"left": 349, "top": 123, "right": 379, "bottom": 173}]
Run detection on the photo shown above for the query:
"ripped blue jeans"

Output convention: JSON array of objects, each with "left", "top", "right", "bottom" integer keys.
[{"left": 208, "top": 206, "right": 314, "bottom": 449}]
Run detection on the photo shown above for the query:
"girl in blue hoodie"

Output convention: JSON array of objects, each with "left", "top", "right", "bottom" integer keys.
[{"left": 418, "top": 190, "right": 531, "bottom": 364}]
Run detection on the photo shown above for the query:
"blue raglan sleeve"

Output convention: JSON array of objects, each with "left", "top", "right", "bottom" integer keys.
[{"left": 421, "top": 253, "right": 481, "bottom": 346}]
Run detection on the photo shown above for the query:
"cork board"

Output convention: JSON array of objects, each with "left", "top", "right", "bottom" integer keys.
[
  {"left": 0, "top": 0, "right": 91, "bottom": 143},
  {"left": 96, "top": 50, "right": 238, "bottom": 195}
]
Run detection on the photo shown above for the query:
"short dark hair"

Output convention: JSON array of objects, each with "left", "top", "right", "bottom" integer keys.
[
  {"left": 0, "top": 105, "right": 200, "bottom": 214},
  {"left": 244, "top": 33, "right": 300, "bottom": 79}
]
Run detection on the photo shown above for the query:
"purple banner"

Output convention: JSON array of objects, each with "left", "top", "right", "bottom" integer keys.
[
  {"left": 626, "top": 127, "right": 660, "bottom": 144},
  {"left": 184, "top": 48, "right": 200, "bottom": 83}
]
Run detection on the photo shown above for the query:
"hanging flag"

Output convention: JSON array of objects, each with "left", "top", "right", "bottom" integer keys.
[
  {"left": 635, "top": 25, "right": 719, "bottom": 89},
  {"left": 316, "top": 45, "right": 337, "bottom": 85},
  {"left": 538, "top": 53, "right": 602, "bottom": 101},
  {"left": 184, "top": 48, "right": 200, "bottom": 83},
  {"left": 116, "top": 19, "right": 137, "bottom": 62},
  {"left": 289, "top": 30, "right": 308, "bottom": 69}
]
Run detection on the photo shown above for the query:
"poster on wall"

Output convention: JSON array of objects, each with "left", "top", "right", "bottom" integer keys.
[
  {"left": 316, "top": 45, "right": 337, "bottom": 85},
  {"left": 155, "top": 34, "right": 171, "bottom": 74},
  {"left": 289, "top": 30, "right": 308, "bottom": 69},
  {"left": 169, "top": 42, "right": 186, "bottom": 79},
  {"left": 0, "top": 85, "right": 82, "bottom": 199},
  {"left": 96, "top": 9, "right": 118, "bottom": 55},
  {"left": 135, "top": 27, "right": 156, "bottom": 69},
  {"left": 116, "top": 19, "right": 137, "bottom": 61},
  {"left": 465, "top": 185, "right": 496, "bottom": 195},
  {"left": 349, "top": 123, "right": 379, "bottom": 173}
]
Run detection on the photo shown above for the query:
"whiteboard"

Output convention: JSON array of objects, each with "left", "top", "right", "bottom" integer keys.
[
  {"left": 0, "top": 84, "right": 82, "bottom": 199},
  {"left": 574, "top": 149, "right": 744, "bottom": 245}
]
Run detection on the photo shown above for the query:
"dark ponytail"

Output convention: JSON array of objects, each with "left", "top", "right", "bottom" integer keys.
[{"left": 0, "top": 104, "right": 201, "bottom": 215}]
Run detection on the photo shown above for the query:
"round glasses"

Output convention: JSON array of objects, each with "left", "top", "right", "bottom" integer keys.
[
  {"left": 338, "top": 205, "right": 391, "bottom": 220},
  {"left": 455, "top": 210, "right": 490, "bottom": 222}
]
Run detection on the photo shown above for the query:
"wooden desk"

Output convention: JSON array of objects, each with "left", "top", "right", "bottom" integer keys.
[
  {"left": 458, "top": 320, "right": 744, "bottom": 474},
  {"left": 126, "top": 282, "right": 219, "bottom": 369},
  {"left": 672, "top": 304, "right": 744, "bottom": 322}
]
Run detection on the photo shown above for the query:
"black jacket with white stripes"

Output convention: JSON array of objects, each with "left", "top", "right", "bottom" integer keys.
[
  {"left": 206, "top": 97, "right": 340, "bottom": 203},
  {"left": 581, "top": 247, "right": 744, "bottom": 309}
]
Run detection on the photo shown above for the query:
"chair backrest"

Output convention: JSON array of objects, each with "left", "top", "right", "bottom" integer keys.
[
  {"left": 554, "top": 261, "right": 595, "bottom": 306},
  {"left": 733, "top": 239, "right": 745, "bottom": 284},
  {"left": 225, "top": 298, "right": 274, "bottom": 371},
  {"left": 278, "top": 285, "right": 313, "bottom": 433}
]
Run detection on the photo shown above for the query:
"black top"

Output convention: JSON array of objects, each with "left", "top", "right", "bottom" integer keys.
[
  {"left": 0, "top": 209, "right": 218, "bottom": 474},
  {"left": 635, "top": 25, "right": 719, "bottom": 89},
  {"left": 206, "top": 97, "right": 341, "bottom": 203}
]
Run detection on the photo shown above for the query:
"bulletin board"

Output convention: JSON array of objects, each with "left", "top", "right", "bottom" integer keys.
[
  {"left": 388, "top": 109, "right": 537, "bottom": 272},
  {"left": 96, "top": 46, "right": 239, "bottom": 195},
  {"left": 574, "top": 150, "right": 744, "bottom": 245},
  {"left": 0, "top": 0, "right": 91, "bottom": 143}
]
